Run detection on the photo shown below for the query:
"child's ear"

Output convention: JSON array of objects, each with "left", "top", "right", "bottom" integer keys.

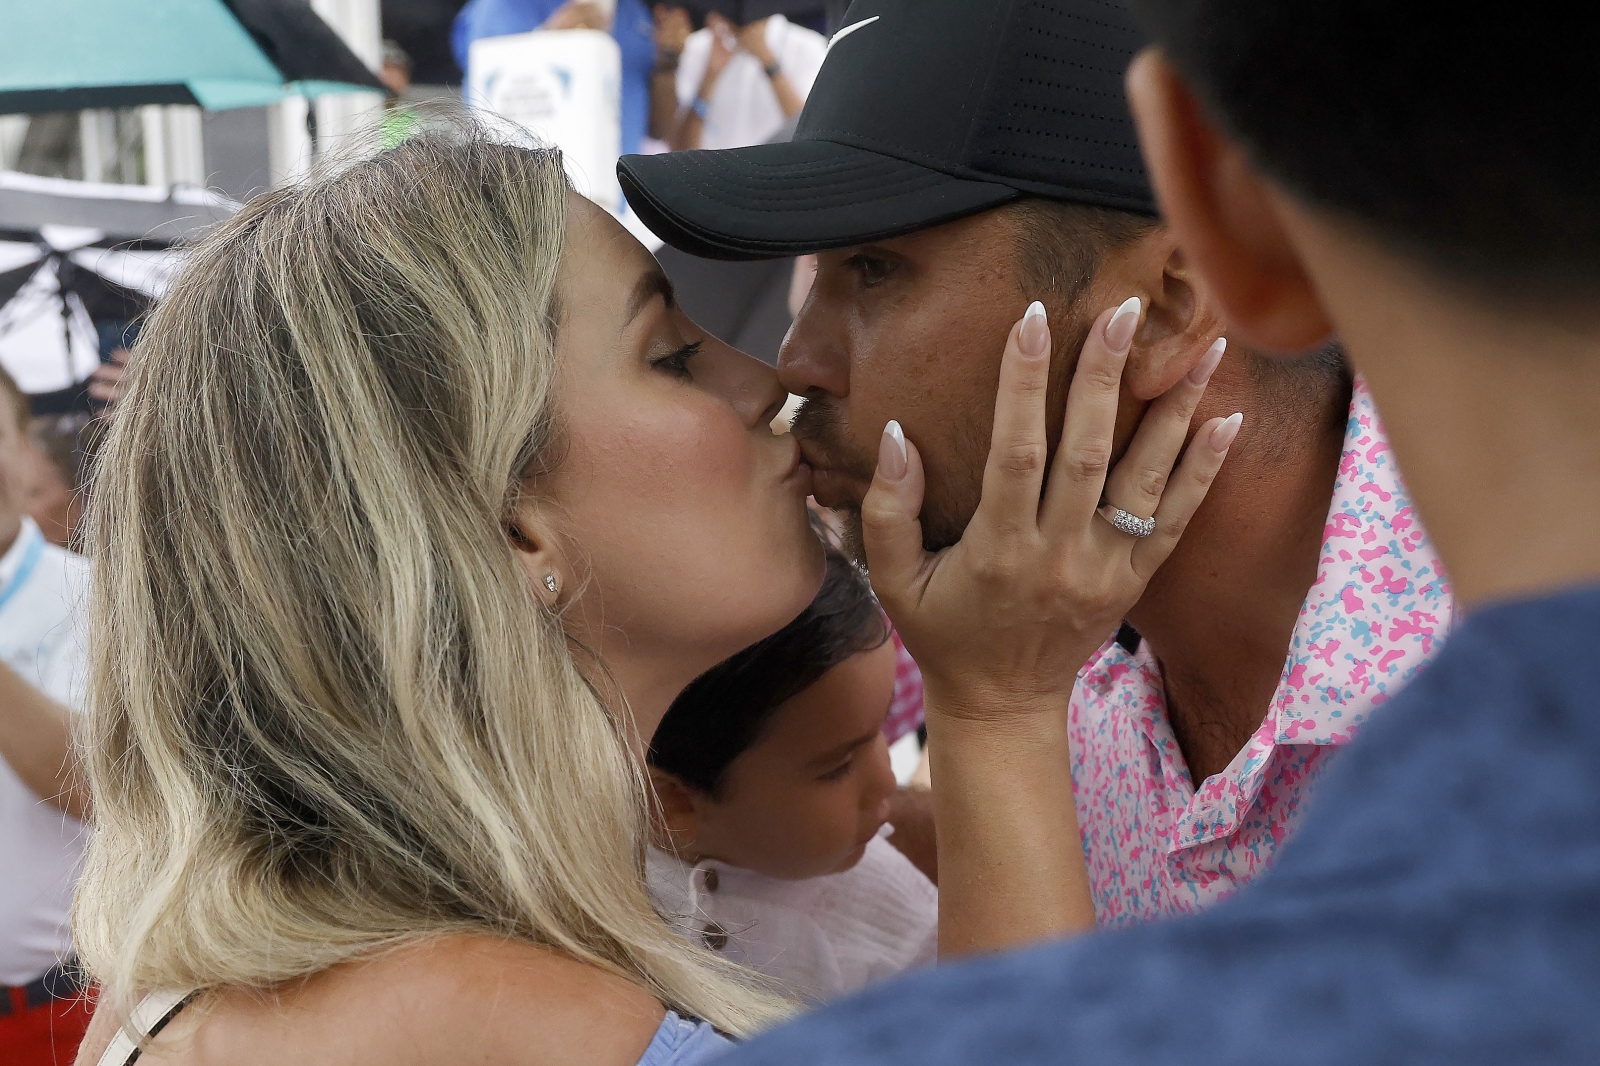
[{"left": 647, "top": 767, "right": 703, "bottom": 855}]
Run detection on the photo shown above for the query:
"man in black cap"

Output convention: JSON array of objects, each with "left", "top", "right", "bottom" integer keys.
[{"left": 621, "top": 0, "right": 1450, "bottom": 942}]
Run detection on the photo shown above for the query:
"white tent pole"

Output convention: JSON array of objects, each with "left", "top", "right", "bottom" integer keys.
[
  {"left": 162, "top": 106, "right": 205, "bottom": 186},
  {"left": 269, "top": 0, "right": 384, "bottom": 184},
  {"left": 78, "top": 111, "right": 114, "bottom": 183},
  {"left": 140, "top": 107, "right": 170, "bottom": 187},
  {"left": 311, "top": 0, "right": 386, "bottom": 155}
]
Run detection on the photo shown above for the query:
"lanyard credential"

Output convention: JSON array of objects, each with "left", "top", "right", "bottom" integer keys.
[{"left": 0, "top": 523, "right": 44, "bottom": 616}]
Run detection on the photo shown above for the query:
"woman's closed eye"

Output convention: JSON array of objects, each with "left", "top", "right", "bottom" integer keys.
[{"left": 651, "top": 339, "right": 703, "bottom": 379}]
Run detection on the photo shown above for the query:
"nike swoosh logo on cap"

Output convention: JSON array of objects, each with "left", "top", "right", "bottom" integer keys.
[{"left": 827, "top": 15, "right": 880, "bottom": 52}]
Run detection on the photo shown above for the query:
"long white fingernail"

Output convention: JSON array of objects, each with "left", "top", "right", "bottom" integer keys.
[
  {"left": 1104, "top": 296, "right": 1142, "bottom": 354},
  {"left": 879, "top": 419, "right": 908, "bottom": 480},
  {"left": 1019, "top": 300, "right": 1050, "bottom": 358},
  {"left": 1210, "top": 411, "right": 1243, "bottom": 451},
  {"left": 1187, "top": 337, "right": 1226, "bottom": 385}
]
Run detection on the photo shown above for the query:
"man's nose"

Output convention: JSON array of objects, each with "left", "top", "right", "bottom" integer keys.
[{"left": 777, "top": 304, "right": 850, "bottom": 399}]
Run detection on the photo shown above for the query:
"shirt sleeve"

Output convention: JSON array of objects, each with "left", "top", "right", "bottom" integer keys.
[
  {"left": 676, "top": 28, "right": 711, "bottom": 109},
  {"left": 882, "top": 628, "right": 925, "bottom": 745},
  {"left": 776, "top": 22, "right": 829, "bottom": 100},
  {"left": 37, "top": 563, "right": 89, "bottom": 712}
]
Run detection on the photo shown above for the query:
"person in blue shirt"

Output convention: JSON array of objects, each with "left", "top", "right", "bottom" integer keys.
[
  {"left": 452, "top": 0, "right": 656, "bottom": 157},
  {"left": 702, "top": 0, "right": 1600, "bottom": 1063}
]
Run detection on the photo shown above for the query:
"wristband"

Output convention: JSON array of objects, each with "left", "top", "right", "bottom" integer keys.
[
  {"left": 691, "top": 98, "right": 710, "bottom": 121},
  {"left": 763, "top": 60, "right": 782, "bottom": 78}
]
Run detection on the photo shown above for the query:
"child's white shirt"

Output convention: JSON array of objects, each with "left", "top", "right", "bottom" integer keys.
[{"left": 646, "top": 828, "right": 938, "bottom": 1004}]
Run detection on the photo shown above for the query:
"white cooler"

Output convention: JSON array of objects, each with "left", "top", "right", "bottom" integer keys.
[{"left": 467, "top": 28, "right": 624, "bottom": 214}]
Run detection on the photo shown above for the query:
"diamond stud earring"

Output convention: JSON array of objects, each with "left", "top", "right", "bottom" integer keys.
[{"left": 543, "top": 574, "right": 559, "bottom": 595}]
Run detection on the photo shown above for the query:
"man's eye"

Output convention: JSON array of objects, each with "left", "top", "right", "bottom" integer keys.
[
  {"left": 845, "top": 254, "right": 894, "bottom": 289},
  {"left": 651, "top": 340, "right": 702, "bottom": 379}
]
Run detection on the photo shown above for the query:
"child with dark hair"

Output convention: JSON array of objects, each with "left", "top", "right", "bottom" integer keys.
[{"left": 647, "top": 547, "right": 937, "bottom": 1003}]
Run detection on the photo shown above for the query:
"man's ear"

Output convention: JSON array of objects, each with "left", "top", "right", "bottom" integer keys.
[
  {"left": 506, "top": 500, "right": 568, "bottom": 607},
  {"left": 1118, "top": 229, "right": 1226, "bottom": 401},
  {"left": 647, "top": 766, "right": 703, "bottom": 856},
  {"left": 1126, "top": 49, "right": 1335, "bottom": 355}
]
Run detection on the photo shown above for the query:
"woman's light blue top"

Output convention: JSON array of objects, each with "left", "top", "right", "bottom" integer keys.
[{"left": 638, "top": 1011, "right": 732, "bottom": 1066}]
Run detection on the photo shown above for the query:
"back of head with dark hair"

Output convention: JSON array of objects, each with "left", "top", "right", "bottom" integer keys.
[
  {"left": 649, "top": 546, "right": 889, "bottom": 796},
  {"left": 1129, "top": 1, "right": 1600, "bottom": 299}
]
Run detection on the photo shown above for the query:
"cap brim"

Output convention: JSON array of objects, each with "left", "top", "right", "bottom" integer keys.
[{"left": 618, "top": 140, "right": 1021, "bottom": 262}]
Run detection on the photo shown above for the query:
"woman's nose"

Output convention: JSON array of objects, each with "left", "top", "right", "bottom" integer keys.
[{"left": 697, "top": 333, "right": 790, "bottom": 429}]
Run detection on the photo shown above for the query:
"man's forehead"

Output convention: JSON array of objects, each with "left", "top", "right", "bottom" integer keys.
[{"left": 827, "top": 206, "right": 1019, "bottom": 262}]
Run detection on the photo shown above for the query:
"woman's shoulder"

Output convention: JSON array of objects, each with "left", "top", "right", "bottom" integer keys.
[
  {"left": 381, "top": 936, "right": 671, "bottom": 1064},
  {"left": 355, "top": 935, "right": 669, "bottom": 1056},
  {"left": 82, "top": 936, "right": 670, "bottom": 1066}
]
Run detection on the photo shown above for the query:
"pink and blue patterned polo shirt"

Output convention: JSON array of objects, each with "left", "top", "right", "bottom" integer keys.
[
  {"left": 883, "top": 630, "right": 925, "bottom": 746},
  {"left": 1069, "top": 376, "right": 1454, "bottom": 925}
]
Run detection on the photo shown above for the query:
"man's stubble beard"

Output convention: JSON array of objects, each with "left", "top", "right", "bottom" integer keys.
[{"left": 792, "top": 397, "right": 978, "bottom": 569}]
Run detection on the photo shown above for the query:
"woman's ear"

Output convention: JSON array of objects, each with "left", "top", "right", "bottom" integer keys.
[
  {"left": 647, "top": 767, "right": 703, "bottom": 856},
  {"left": 1126, "top": 48, "right": 1335, "bottom": 354},
  {"left": 507, "top": 501, "right": 568, "bottom": 607}
]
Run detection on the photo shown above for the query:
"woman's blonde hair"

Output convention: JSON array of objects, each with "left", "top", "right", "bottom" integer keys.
[{"left": 73, "top": 127, "right": 784, "bottom": 1036}]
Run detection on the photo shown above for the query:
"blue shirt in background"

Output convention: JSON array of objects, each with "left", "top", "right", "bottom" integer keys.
[
  {"left": 723, "top": 585, "right": 1600, "bottom": 1065},
  {"left": 452, "top": 0, "right": 655, "bottom": 157}
]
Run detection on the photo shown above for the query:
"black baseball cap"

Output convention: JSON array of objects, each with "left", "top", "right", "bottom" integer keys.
[{"left": 618, "top": 0, "right": 1156, "bottom": 262}]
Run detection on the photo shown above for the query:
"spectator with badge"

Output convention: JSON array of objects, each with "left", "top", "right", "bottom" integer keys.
[{"left": 0, "top": 367, "right": 91, "bottom": 1066}]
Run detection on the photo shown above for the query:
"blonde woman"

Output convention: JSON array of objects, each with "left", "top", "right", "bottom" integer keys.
[{"left": 73, "top": 130, "right": 825, "bottom": 1065}]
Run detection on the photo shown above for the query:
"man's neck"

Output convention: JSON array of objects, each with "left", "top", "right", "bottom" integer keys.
[{"left": 1125, "top": 372, "right": 1348, "bottom": 783}]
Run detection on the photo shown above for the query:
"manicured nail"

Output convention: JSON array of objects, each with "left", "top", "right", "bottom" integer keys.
[
  {"left": 1104, "top": 296, "right": 1142, "bottom": 355},
  {"left": 1019, "top": 300, "right": 1049, "bottom": 359},
  {"left": 1211, "top": 412, "right": 1243, "bottom": 451},
  {"left": 1187, "top": 337, "right": 1226, "bottom": 386},
  {"left": 879, "top": 419, "right": 907, "bottom": 480}
]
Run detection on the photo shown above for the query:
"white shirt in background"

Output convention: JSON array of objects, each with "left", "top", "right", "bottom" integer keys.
[
  {"left": 675, "top": 15, "right": 828, "bottom": 150},
  {"left": 0, "top": 517, "right": 89, "bottom": 985},
  {"left": 647, "top": 828, "right": 938, "bottom": 1004}
]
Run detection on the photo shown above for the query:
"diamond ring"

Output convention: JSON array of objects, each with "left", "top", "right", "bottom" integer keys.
[{"left": 1096, "top": 504, "right": 1156, "bottom": 538}]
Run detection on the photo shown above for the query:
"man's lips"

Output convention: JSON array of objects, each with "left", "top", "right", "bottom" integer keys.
[
  {"left": 781, "top": 436, "right": 815, "bottom": 494},
  {"left": 796, "top": 437, "right": 866, "bottom": 510}
]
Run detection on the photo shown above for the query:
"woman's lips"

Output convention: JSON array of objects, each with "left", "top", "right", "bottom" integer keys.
[
  {"left": 797, "top": 439, "right": 862, "bottom": 510},
  {"left": 810, "top": 468, "right": 858, "bottom": 510},
  {"left": 781, "top": 436, "right": 816, "bottom": 495}
]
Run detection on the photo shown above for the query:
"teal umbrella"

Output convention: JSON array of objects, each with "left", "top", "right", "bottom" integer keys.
[{"left": 0, "top": 0, "right": 386, "bottom": 115}]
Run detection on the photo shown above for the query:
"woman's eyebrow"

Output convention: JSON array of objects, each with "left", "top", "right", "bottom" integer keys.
[{"left": 623, "top": 270, "right": 676, "bottom": 327}]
